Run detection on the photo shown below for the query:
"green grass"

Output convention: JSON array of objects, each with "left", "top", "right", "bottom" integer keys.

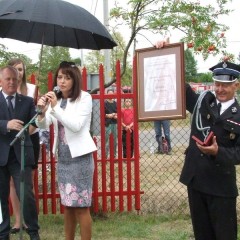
[
  {"left": 11, "top": 212, "right": 193, "bottom": 240},
  {"left": 10, "top": 212, "right": 240, "bottom": 239}
]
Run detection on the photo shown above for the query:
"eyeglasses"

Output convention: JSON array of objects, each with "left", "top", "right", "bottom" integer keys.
[{"left": 59, "top": 61, "right": 76, "bottom": 68}]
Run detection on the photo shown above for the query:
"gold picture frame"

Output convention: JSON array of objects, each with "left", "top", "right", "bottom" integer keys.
[{"left": 135, "top": 42, "right": 186, "bottom": 121}]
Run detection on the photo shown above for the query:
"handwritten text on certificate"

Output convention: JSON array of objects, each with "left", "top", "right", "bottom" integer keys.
[{"left": 144, "top": 54, "right": 176, "bottom": 112}]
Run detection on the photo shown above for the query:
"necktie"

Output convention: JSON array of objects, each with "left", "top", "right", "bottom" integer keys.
[
  {"left": 6, "top": 95, "right": 14, "bottom": 119},
  {"left": 217, "top": 102, "right": 222, "bottom": 116}
]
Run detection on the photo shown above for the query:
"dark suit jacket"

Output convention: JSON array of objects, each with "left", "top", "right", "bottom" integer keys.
[
  {"left": 0, "top": 91, "right": 36, "bottom": 166},
  {"left": 180, "top": 84, "right": 240, "bottom": 197}
]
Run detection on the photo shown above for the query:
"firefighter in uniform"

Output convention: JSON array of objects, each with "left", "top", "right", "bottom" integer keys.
[{"left": 180, "top": 61, "right": 240, "bottom": 240}]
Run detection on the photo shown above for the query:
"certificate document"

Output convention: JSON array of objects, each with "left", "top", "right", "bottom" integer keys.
[
  {"left": 144, "top": 54, "right": 176, "bottom": 112},
  {"left": 136, "top": 43, "right": 185, "bottom": 121}
]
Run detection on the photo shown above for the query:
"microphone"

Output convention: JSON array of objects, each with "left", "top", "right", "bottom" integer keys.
[
  {"left": 37, "top": 87, "right": 60, "bottom": 115},
  {"left": 53, "top": 86, "right": 61, "bottom": 95}
]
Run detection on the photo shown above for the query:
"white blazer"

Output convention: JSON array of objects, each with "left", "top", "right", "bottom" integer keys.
[{"left": 36, "top": 90, "right": 97, "bottom": 158}]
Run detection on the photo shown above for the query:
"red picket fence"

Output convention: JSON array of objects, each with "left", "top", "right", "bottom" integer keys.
[{"left": 32, "top": 59, "right": 143, "bottom": 214}]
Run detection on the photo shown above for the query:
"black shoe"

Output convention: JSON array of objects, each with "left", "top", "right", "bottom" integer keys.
[{"left": 28, "top": 232, "right": 40, "bottom": 240}]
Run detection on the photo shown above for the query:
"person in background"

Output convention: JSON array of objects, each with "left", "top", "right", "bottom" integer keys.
[
  {"left": 8, "top": 58, "right": 40, "bottom": 234},
  {"left": 154, "top": 120, "right": 172, "bottom": 155},
  {"left": 104, "top": 88, "right": 117, "bottom": 158},
  {"left": 156, "top": 39, "right": 240, "bottom": 240},
  {"left": 121, "top": 99, "right": 134, "bottom": 158},
  {"left": 0, "top": 65, "right": 40, "bottom": 240},
  {"left": 36, "top": 61, "right": 97, "bottom": 240}
]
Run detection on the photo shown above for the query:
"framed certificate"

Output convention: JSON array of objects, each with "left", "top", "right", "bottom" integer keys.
[{"left": 135, "top": 42, "right": 186, "bottom": 121}]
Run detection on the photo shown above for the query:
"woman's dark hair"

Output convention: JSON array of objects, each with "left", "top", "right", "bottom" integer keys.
[
  {"left": 8, "top": 58, "right": 27, "bottom": 95},
  {"left": 53, "top": 61, "right": 82, "bottom": 101}
]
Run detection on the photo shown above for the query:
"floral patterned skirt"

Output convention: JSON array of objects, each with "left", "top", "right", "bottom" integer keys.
[{"left": 57, "top": 144, "right": 94, "bottom": 207}]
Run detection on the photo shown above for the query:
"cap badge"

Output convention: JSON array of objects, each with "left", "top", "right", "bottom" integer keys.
[{"left": 222, "top": 62, "right": 227, "bottom": 68}]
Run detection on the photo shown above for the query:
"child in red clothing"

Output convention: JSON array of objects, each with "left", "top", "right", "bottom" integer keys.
[{"left": 121, "top": 99, "right": 134, "bottom": 158}]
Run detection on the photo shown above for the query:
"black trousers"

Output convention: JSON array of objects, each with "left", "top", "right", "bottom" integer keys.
[
  {"left": 187, "top": 186, "right": 237, "bottom": 240},
  {"left": 30, "top": 131, "right": 40, "bottom": 169},
  {"left": 0, "top": 148, "right": 39, "bottom": 238},
  {"left": 122, "top": 130, "right": 134, "bottom": 158}
]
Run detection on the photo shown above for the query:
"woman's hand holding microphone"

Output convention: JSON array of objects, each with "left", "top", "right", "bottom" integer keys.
[{"left": 37, "top": 91, "right": 57, "bottom": 119}]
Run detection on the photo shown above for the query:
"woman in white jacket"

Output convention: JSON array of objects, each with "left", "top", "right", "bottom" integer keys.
[{"left": 36, "top": 61, "right": 97, "bottom": 240}]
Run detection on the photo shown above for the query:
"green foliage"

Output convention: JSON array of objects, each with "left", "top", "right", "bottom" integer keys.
[
  {"left": 0, "top": 44, "right": 80, "bottom": 93},
  {"left": 109, "top": 0, "right": 233, "bottom": 84},
  {"left": 0, "top": 44, "right": 33, "bottom": 67},
  {"left": 84, "top": 50, "right": 104, "bottom": 73},
  {"left": 84, "top": 32, "right": 133, "bottom": 86},
  {"left": 184, "top": 48, "right": 197, "bottom": 82},
  {"left": 194, "top": 72, "right": 213, "bottom": 83},
  {"left": 37, "top": 46, "right": 72, "bottom": 93},
  {"left": 146, "top": 0, "right": 230, "bottom": 59},
  {"left": 0, "top": 44, "right": 39, "bottom": 83}
]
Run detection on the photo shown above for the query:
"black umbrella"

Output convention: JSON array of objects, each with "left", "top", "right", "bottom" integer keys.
[{"left": 0, "top": 0, "right": 117, "bottom": 50}]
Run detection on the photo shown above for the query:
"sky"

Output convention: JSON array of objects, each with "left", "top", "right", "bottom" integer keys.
[{"left": 0, "top": 0, "right": 239, "bottom": 73}]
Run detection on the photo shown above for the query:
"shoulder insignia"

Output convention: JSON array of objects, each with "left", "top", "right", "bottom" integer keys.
[
  {"left": 232, "top": 107, "right": 237, "bottom": 113},
  {"left": 230, "top": 133, "right": 236, "bottom": 140},
  {"left": 210, "top": 102, "right": 215, "bottom": 107}
]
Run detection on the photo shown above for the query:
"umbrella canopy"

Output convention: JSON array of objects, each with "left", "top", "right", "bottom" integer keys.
[{"left": 0, "top": 0, "right": 117, "bottom": 50}]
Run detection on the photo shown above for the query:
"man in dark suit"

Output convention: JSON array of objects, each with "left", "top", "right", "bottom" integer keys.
[
  {"left": 180, "top": 61, "right": 240, "bottom": 240},
  {"left": 0, "top": 66, "right": 40, "bottom": 240}
]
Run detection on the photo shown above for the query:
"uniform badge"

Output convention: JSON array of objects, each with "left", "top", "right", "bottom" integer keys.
[
  {"left": 207, "top": 114, "right": 210, "bottom": 119},
  {"left": 210, "top": 102, "right": 215, "bottom": 107},
  {"left": 230, "top": 133, "right": 236, "bottom": 140},
  {"left": 232, "top": 107, "right": 237, "bottom": 113}
]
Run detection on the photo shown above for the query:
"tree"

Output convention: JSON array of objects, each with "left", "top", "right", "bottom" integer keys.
[
  {"left": 85, "top": 32, "right": 132, "bottom": 88},
  {"left": 36, "top": 46, "right": 74, "bottom": 93},
  {"left": 195, "top": 72, "right": 213, "bottom": 83},
  {"left": 0, "top": 44, "right": 33, "bottom": 67},
  {"left": 0, "top": 43, "right": 38, "bottom": 82},
  {"left": 0, "top": 44, "right": 80, "bottom": 93},
  {"left": 184, "top": 48, "right": 197, "bottom": 82},
  {"left": 84, "top": 50, "right": 104, "bottom": 73},
  {"left": 107, "top": 0, "right": 231, "bottom": 86}
]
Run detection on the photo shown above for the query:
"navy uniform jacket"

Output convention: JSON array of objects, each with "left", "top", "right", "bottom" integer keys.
[
  {"left": 180, "top": 84, "right": 240, "bottom": 197},
  {"left": 0, "top": 91, "right": 36, "bottom": 166}
]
